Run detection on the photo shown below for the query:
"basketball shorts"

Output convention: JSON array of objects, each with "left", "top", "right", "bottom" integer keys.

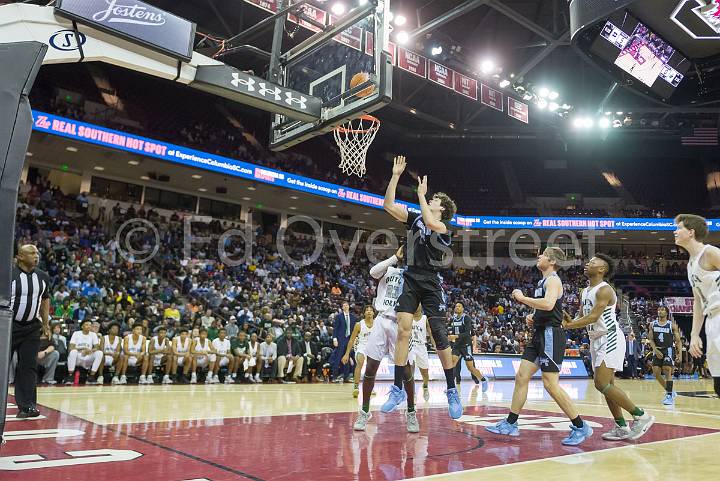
[
  {"left": 652, "top": 347, "right": 675, "bottom": 368},
  {"left": 104, "top": 354, "right": 115, "bottom": 366},
  {"left": 217, "top": 355, "right": 230, "bottom": 367},
  {"left": 409, "top": 345, "right": 429, "bottom": 370},
  {"left": 354, "top": 341, "right": 367, "bottom": 357},
  {"left": 522, "top": 325, "right": 566, "bottom": 373},
  {"left": 196, "top": 355, "right": 209, "bottom": 368},
  {"left": 451, "top": 341, "right": 474, "bottom": 361},
  {"left": 153, "top": 354, "right": 166, "bottom": 367},
  {"left": 176, "top": 353, "right": 189, "bottom": 366},
  {"left": 590, "top": 329, "right": 626, "bottom": 371},
  {"left": 396, "top": 270, "right": 447, "bottom": 321},
  {"left": 706, "top": 312, "right": 720, "bottom": 376},
  {"left": 365, "top": 313, "right": 398, "bottom": 362},
  {"left": 127, "top": 355, "right": 142, "bottom": 367}
]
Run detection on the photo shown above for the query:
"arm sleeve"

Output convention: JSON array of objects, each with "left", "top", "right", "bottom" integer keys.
[
  {"left": 464, "top": 316, "right": 473, "bottom": 335},
  {"left": 370, "top": 255, "right": 398, "bottom": 279}
]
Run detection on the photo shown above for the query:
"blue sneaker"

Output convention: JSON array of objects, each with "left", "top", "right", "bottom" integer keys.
[
  {"left": 381, "top": 385, "right": 407, "bottom": 413},
  {"left": 672, "top": 391, "right": 677, "bottom": 400},
  {"left": 481, "top": 378, "right": 489, "bottom": 393},
  {"left": 561, "top": 422, "right": 593, "bottom": 446},
  {"left": 662, "top": 393, "right": 674, "bottom": 405},
  {"left": 485, "top": 419, "right": 520, "bottom": 436},
  {"left": 446, "top": 388, "right": 463, "bottom": 419}
]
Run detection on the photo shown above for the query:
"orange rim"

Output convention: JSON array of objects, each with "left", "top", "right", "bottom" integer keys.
[{"left": 334, "top": 114, "right": 381, "bottom": 134}]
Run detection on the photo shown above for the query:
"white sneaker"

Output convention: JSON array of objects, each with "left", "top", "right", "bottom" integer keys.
[
  {"left": 406, "top": 410, "right": 420, "bottom": 433},
  {"left": 212, "top": 374, "right": 220, "bottom": 384},
  {"left": 162, "top": 375, "right": 172, "bottom": 384},
  {"left": 248, "top": 375, "right": 256, "bottom": 384},
  {"left": 629, "top": 413, "right": 655, "bottom": 441},
  {"left": 602, "top": 425, "right": 632, "bottom": 441},
  {"left": 190, "top": 373, "right": 197, "bottom": 384},
  {"left": 205, "top": 375, "right": 212, "bottom": 384},
  {"left": 45, "top": 380, "right": 57, "bottom": 385},
  {"left": 254, "top": 374, "right": 261, "bottom": 382},
  {"left": 138, "top": 375, "right": 147, "bottom": 384},
  {"left": 111, "top": 376, "right": 120, "bottom": 385},
  {"left": 224, "top": 377, "right": 234, "bottom": 384},
  {"left": 119, "top": 375, "right": 127, "bottom": 385},
  {"left": 146, "top": 376, "right": 155, "bottom": 384},
  {"left": 353, "top": 409, "right": 372, "bottom": 431},
  {"left": 96, "top": 375, "right": 104, "bottom": 385}
]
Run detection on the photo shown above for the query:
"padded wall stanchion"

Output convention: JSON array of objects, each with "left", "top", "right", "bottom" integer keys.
[{"left": 0, "top": 41, "right": 47, "bottom": 447}]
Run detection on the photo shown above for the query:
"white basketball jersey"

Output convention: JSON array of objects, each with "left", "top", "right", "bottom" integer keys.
[
  {"left": 127, "top": 335, "right": 145, "bottom": 354},
  {"left": 374, "top": 265, "right": 405, "bottom": 315},
  {"left": 410, "top": 315, "right": 428, "bottom": 350},
  {"left": 581, "top": 282, "right": 619, "bottom": 338},
  {"left": 355, "top": 320, "right": 372, "bottom": 349},
  {"left": 70, "top": 331, "right": 98, "bottom": 351},
  {"left": 103, "top": 335, "right": 120, "bottom": 355},
  {"left": 152, "top": 336, "right": 168, "bottom": 352},
  {"left": 195, "top": 338, "right": 211, "bottom": 353},
  {"left": 687, "top": 245, "right": 720, "bottom": 317},
  {"left": 176, "top": 337, "right": 191, "bottom": 354},
  {"left": 212, "top": 338, "right": 231, "bottom": 355}
]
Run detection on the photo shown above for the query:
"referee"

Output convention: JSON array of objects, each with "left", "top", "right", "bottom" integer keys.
[{"left": 9, "top": 244, "right": 51, "bottom": 418}]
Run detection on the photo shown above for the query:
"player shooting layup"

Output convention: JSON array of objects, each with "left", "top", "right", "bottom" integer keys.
[{"left": 381, "top": 155, "right": 462, "bottom": 419}]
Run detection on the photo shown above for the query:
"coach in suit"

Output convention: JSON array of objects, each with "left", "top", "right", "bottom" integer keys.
[
  {"left": 330, "top": 301, "right": 357, "bottom": 382},
  {"left": 626, "top": 332, "right": 642, "bottom": 379}
]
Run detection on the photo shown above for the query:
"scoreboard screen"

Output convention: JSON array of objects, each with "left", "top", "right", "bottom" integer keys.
[{"left": 590, "top": 11, "right": 690, "bottom": 99}]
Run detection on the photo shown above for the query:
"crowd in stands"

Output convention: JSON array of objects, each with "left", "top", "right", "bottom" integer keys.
[
  {"left": 11, "top": 174, "right": 706, "bottom": 388},
  {"left": 32, "top": 93, "right": 692, "bottom": 218}
]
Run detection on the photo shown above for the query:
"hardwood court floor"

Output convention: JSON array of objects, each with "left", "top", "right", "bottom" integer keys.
[{"left": 3, "top": 378, "right": 719, "bottom": 480}]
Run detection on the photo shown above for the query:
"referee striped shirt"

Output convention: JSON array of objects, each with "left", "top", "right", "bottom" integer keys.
[{"left": 9, "top": 265, "right": 51, "bottom": 324}]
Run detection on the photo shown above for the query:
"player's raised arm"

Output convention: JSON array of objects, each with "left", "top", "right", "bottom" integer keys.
[
  {"left": 370, "top": 245, "right": 403, "bottom": 279},
  {"left": 383, "top": 155, "right": 409, "bottom": 223},
  {"left": 417, "top": 176, "right": 448, "bottom": 234}
]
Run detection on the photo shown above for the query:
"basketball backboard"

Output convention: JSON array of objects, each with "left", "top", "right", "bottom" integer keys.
[{"left": 270, "top": 0, "right": 392, "bottom": 151}]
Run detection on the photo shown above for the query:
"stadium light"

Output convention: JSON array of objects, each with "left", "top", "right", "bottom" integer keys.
[
  {"left": 548, "top": 102, "right": 559, "bottom": 111},
  {"left": 359, "top": 0, "right": 368, "bottom": 5},
  {"left": 573, "top": 118, "right": 584, "bottom": 129},
  {"left": 599, "top": 117, "right": 611, "bottom": 129},
  {"left": 612, "top": 119, "right": 622, "bottom": 128},
  {"left": 538, "top": 87, "right": 550, "bottom": 98},
  {"left": 498, "top": 79, "right": 510, "bottom": 88},
  {"left": 583, "top": 118, "right": 594, "bottom": 128},
  {"left": 480, "top": 59, "right": 495, "bottom": 74},
  {"left": 396, "top": 31, "right": 409, "bottom": 44},
  {"left": 431, "top": 45, "right": 443, "bottom": 56},
  {"left": 331, "top": 2, "right": 346, "bottom": 15},
  {"left": 549, "top": 91, "right": 559, "bottom": 100},
  {"left": 537, "top": 99, "right": 548, "bottom": 109},
  {"left": 394, "top": 14, "right": 407, "bottom": 26}
]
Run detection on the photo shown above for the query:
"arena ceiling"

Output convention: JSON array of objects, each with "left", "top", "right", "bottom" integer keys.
[{"left": 136, "top": 0, "right": 720, "bottom": 143}]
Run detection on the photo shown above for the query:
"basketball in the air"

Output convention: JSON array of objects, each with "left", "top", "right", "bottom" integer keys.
[{"left": 350, "top": 72, "right": 375, "bottom": 98}]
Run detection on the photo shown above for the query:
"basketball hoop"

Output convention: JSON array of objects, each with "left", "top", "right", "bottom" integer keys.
[{"left": 333, "top": 114, "right": 380, "bottom": 178}]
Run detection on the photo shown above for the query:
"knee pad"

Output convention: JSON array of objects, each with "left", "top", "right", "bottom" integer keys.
[
  {"left": 714, "top": 377, "right": 720, "bottom": 397},
  {"left": 599, "top": 384, "right": 612, "bottom": 395},
  {"left": 429, "top": 317, "right": 449, "bottom": 351}
]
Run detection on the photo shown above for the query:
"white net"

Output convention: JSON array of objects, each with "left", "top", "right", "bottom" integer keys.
[{"left": 333, "top": 115, "right": 380, "bottom": 178}]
